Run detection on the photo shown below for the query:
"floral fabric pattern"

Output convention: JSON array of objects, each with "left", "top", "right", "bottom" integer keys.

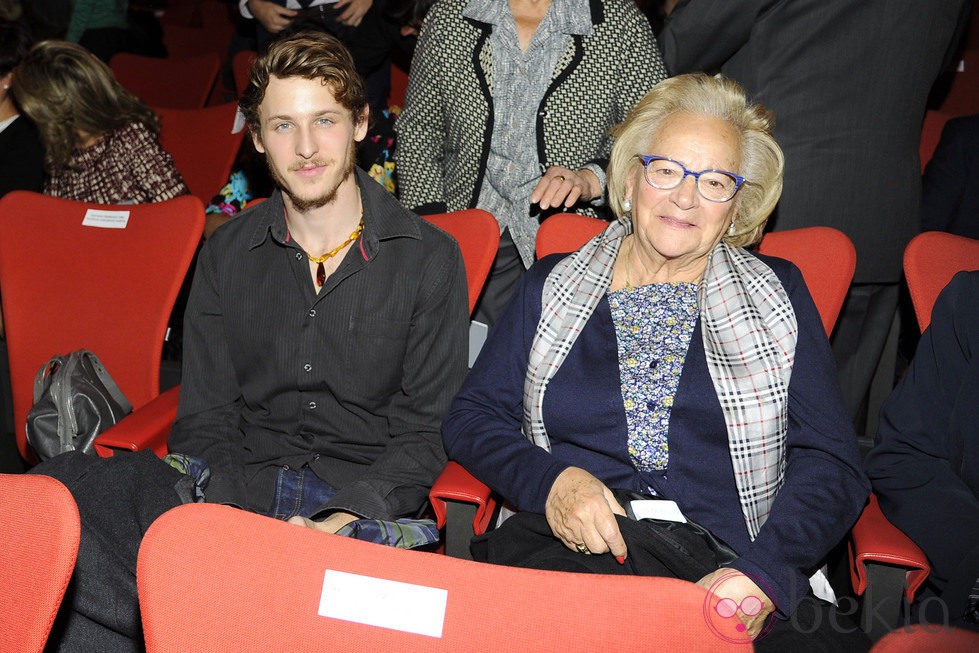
[{"left": 607, "top": 282, "right": 698, "bottom": 472}]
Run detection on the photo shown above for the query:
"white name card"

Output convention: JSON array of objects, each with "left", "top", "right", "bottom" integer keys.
[
  {"left": 628, "top": 499, "right": 688, "bottom": 523},
  {"left": 318, "top": 569, "right": 448, "bottom": 638},
  {"left": 82, "top": 209, "right": 130, "bottom": 229}
]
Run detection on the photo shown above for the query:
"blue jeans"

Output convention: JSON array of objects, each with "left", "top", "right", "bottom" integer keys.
[{"left": 267, "top": 464, "right": 337, "bottom": 520}]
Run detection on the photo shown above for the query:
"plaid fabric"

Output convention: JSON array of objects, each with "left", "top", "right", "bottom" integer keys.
[
  {"left": 699, "top": 243, "right": 797, "bottom": 539},
  {"left": 524, "top": 226, "right": 797, "bottom": 542},
  {"left": 335, "top": 518, "right": 440, "bottom": 549},
  {"left": 523, "top": 219, "right": 630, "bottom": 450}
]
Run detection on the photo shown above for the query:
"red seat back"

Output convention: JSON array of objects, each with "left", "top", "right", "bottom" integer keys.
[
  {"left": 903, "top": 231, "right": 979, "bottom": 332},
  {"left": 535, "top": 212, "right": 606, "bottom": 259},
  {"left": 110, "top": 52, "right": 220, "bottom": 110},
  {"left": 139, "top": 503, "right": 747, "bottom": 651},
  {"left": 0, "top": 192, "right": 204, "bottom": 461},
  {"left": 0, "top": 473, "right": 80, "bottom": 653},
  {"left": 156, "top": 102, "right": 245, "bottom": 205},
  {"left": 757, "top": 226, "right": 856, "bottom": 336},
  {"left": 423, "top": 210, "right": 500, "bottom": 315}
]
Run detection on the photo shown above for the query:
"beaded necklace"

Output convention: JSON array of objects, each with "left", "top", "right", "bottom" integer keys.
[{"left": 308, "top": 215, "right": 364, "bottom": 287}]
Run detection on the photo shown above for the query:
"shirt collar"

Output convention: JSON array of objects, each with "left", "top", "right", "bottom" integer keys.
[
  {"left": 463, "top": 0, "right": 593, "bottom": 36},
  {"left": 247, "top": 168, "right": 419, "bottom": 254}
]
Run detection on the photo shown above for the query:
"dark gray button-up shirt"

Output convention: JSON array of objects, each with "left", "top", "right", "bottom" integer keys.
[{"left": 169, "top": 168, "right": 469, "bottom": 520}]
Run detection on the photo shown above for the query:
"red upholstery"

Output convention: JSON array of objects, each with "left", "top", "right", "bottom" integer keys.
[
  {"left": 903, "top": 231, "right": 979, "bottom": 331},
  {"left": 110, "top": 52, "right": 220, "bottom": 110},
  {"left": 232, "top": 50, "right": 257, "bottom": 98},
  {"left": 757, "top": 226, "right": 855, "bottom": 337},
  {"left": 430, "top": 461, "right": 496, "bottom": 533},
  {"left": 156, "top": 102, "right": 246, "bottom": 205},
  {"left": 138, "top": 503, "right": 747, "bottom": 651},
  {"left": 870, "top": 624, "right": 979, "bottom": 652},
  {"left": 533, "top": 211, "right": 605, "bottom": 259},
  {"left": 0, "top": 192, "right": 204, "bottom": 462},
  {"left": 849, "top": 495, "right": 930, "bottom": 603},
  {"left": 0, "top": 473, "right": 80, "bottom": 653},
  {"left": 422, "top": 209, "right": 500, "bottom": 315}
]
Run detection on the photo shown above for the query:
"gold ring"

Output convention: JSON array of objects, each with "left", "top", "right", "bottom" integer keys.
[
  {"left": 575, "top": 542, "right": 589, "bottom": 554},
  {"left": 554, "top": 175, "right": 566, "bottom": 183}
]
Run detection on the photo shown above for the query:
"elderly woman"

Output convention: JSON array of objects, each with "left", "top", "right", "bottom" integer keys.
[
  {"left": 442, "top": 74, "right": 870, "bottom": 649},
  {"left": 11, "top": 40, "right": 188, "bottom": 204}
]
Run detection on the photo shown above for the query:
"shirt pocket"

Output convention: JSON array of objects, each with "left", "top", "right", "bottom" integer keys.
[{"left": 341, "top": 315, "right": 410, "bottom": 401}]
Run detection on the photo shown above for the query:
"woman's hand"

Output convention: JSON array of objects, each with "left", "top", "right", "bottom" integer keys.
[
  {"left": 531, "top": 166, "right": 602, "bottom": 211},
  {"left": 697, "top": 568, "right": 775, "bottom": 640},
  {"left": 288, "top": 511, "right": 359, "bottom": 533},
  {"left": 335, "top": 0, "right": 373, "bottom": 27},
  {"left": 247, "top": 0, "right": 297, "bottom": 33},
  {"left": 545, "top": 466, "right": 628, "bottom": 561}
]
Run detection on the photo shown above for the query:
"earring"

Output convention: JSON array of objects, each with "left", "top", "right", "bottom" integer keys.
[
  {"left": 622, "top": 198, "right": 632, "bottom": 213},
  {"left": 728, "top": 221, "right": 736, "bottom": 236}
]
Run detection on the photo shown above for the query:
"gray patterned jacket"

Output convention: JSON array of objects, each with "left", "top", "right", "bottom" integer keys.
[{"left": 395, "top": 0, "right": 667, "bottom": 223}]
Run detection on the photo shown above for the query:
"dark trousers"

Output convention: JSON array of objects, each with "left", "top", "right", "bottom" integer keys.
[
  {"left": 33, "top": 451, "right": 338, "bottom": 651},
  {"left": 34, "top": 451, "right": 188, "bottom": 652},
  {"left": 472, "top": 229, "right": 527, "bottom": 327},
  {"left": 832, "top": 283, "right": 901, "bottom": 445}
]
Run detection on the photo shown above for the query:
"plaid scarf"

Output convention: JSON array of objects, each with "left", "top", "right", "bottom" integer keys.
[{"left": 523, "top": 221, "right": 798, "bottom": 540}]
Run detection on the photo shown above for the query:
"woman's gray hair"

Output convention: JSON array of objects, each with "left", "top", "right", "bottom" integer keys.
[{"left": 607, "top": 73, "right": 784, "bottom": 248}]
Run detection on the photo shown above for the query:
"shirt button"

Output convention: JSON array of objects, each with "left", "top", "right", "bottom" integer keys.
[
  {"left": 303, "top": 363, "right": 312, "bottom": 372},
  {"left": 308, "top": 309, "right": 316, "bottom": 318},
  {"left": 650, "top": 359, "right": 658, "bottom": 369},
  {"left": 308, "top": 401, "right": 317, "bottom": 410}
]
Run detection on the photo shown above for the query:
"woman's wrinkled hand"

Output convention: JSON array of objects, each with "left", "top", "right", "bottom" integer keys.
[
  {"left": 697, "top": 568, "right": 775, "bottom": 640},
  {"left": 544, "top": 466, "right": 628, "bottom": 561},
  {"left": 531, "top": 166, "right": 601, "bottom": 211}
]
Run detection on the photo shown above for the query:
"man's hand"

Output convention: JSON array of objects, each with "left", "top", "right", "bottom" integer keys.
[
  {"left": 530, "top": 166, "right": 601, "bottom": 211},
  {"left": 697, "top": 568, "right": 775, "bottom": 640},
  {"left": 335, "top": 0, "right": 373, "bottom": 27},
  {"left": 248, "top": 0, "right": 297, "bottom": 33},
  {"left": 545, "top": 466, "right": 628, "bottom": 561},
  {"left": 288, "top": 511, "right": 360, "bottom": 533}
]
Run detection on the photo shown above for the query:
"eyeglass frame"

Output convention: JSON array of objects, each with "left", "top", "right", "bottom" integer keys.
[{"left": 634, "top": 154, "right": 747, "bottom": 203}]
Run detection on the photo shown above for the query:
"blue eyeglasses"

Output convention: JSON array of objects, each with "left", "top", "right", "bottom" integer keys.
[{"left": 636, "top": 155, "right": 747, "bottom": 203}]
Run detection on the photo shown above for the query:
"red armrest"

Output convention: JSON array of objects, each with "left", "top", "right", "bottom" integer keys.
[
  {"left": 429, "top": 461, "right": 497, "bottom": 534},
  {"left": 849, "top": 493, "right": 930, "bottom": 603},
  {"left": 92, "top": 386, "right": 180, "bottom": 458}
]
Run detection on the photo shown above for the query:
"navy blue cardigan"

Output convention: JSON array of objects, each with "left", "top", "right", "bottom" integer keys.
[{"left": 443, "top": 252, "right": 869, "bottom": 615}]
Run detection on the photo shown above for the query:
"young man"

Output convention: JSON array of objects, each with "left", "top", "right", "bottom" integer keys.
[
  {"left": 34, "top": 31, "right": 468, "bottom": 650},
  {"left": 169, "top": 30, "right": 468, "bottom": 530}
]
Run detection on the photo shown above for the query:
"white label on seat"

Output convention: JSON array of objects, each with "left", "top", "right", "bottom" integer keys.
[
  {"left": 318, "top": 569, "right": 448, "bottom": 638},
  {"left": 82, "top": 209, "right": 130, "bottom": 229}
]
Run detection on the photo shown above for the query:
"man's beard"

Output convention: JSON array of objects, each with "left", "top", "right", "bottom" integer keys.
[{"left": 269, "top": 140, "right": 358, "bottom": 213}]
